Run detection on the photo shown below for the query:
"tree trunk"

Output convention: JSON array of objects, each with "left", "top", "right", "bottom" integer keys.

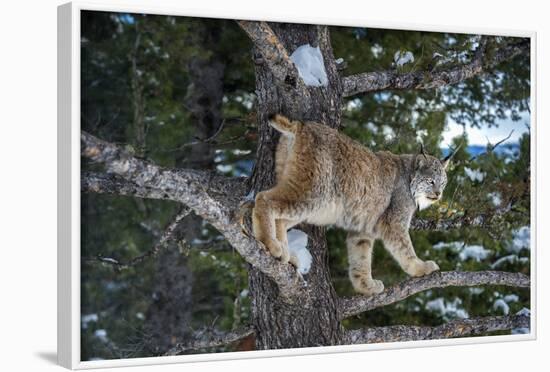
[{"left": 248, "top": 23, "right": 345, "bottom": 349}]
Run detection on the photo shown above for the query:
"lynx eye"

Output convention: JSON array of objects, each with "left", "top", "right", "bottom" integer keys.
[{"left": 429, "top": 179, "right": 435, "bottom": 185}]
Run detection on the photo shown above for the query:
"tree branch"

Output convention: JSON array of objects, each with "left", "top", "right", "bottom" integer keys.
[
  {"left": 237, "top": 20, "right": 308, "bottom": 93},
  {"left": 342, "top": 39, "right": 529, "bottom": 97},
  {"left": 164, "top": 327, "right": 254, "bottom": 356},
  {"left": 339, "top": 271, "right": 530, "bottom": 319},
  {"left": 410, "top": 210, "right": 504, "bottom": 231},
  {"left": 81, "top": 171, "right": 176, "bottom": 201},
  {"left": 81, "top": 131, "right": 308, "bottom": 302},
  {"left": 82, "top": 207, "right": 191, "bottom": 270},
  {"left": 344, "top": 314, "right": 529, "bottom": 344}
]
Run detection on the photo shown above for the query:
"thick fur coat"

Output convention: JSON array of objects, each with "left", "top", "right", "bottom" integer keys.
[{"left": 252, "top": 115, "right": 450, "bottom": 296}]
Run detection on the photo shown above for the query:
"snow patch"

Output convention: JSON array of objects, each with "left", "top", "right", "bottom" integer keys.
[
  {"left": 82, "top": 313, "right": 98, "bottom": 329},
  {"left": 458, "top": 245, "right": 490, "bottom": 262},
  {"left": 244, "top": 189, "right": 256, "bottom": 203},
  {"left": 504, "top": 294, "right": 519, "bottom": 303},
  {"left": 488, "top": 192, "right": 502, "bottom": 207},
  {"left": 371, "top": 44, "right": 383, "bottom": 58},
  {"left": 425, "top": 297, "right": 469, "bottom": 320},
  {"left": 287, "top": 229, "right": 312, "bottom": 275},
  {"left": 416, "top": 129, "right": 428, "bottom": 143},
  {"left": 490, "top": 254, "right": 529, "bottom": 269},
  {"left": 290, "top": 44, "right": 328, "bottom": 87},
  {"left": 433, "top": 241, "right": 490, "bottom": 262},
  {"left": 382, "top": 125, "right": 395, "bottom": 140},
  {"left": 469, "top": 287, "right": 485, "bottom": 295},
  {"left": 516, "top": 307, "right": 530, "bottom": 317},
  {"left": 509, "top": 226, "right": 530, "bottom": 253},
  {"left": 464, "top": 167, "right": 486, "bottom": 182},
  {"left": 346, "top": 98, "right": 363, "bottom": 111},
  {"left": 493, "top": 299, "right": 510, "bottom": 315},
  {"left": 216, "top": 164, "right": 233, "bottom": 173},
  {"left": 394, "top": 50, "right": 414, "bottom": 66},
  {"left": 365, "top": 122, "right": 378, "bottom": 133},
  {"left": 94, "top": 329, "right": 109, "bottom": 342}
]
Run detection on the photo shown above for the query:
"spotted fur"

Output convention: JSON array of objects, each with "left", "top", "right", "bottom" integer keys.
[{"left": 252, "top": 115, "right": 450, "bottom": 296}]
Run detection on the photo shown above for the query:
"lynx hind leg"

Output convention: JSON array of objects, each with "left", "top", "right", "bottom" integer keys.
[
  {"left": 252, "top": 191, "right": 294, "bottom": 264},
  {"left": 346, "top": 234, "right": 384, "bottom": 296},
  {"left": 380, "top": 226, "right": 439, "bottom": 277}
]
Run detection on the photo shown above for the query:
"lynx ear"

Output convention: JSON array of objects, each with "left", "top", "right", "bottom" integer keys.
[
  {"left": 415, "top": 144, "right": 428, "bottom": 169},
  {"left": 419, "top": 143, "right": 428, "bottom": 160}
]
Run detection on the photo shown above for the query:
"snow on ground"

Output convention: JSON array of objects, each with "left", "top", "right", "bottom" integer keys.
[
  {"left": 425, "top": 297, "right": 469, "bottom": 320},
  {"left": 394, "top": 50, "right": 414, "bottom": 66},
  {"left": 290, "top": 44, "right": 328, "bottom": 87},
  {"left": 464, "top": 167, "right": 486, "bottom": 182},
  {"left": 287, "top": 229, "right": 312, "bottom": 275}
]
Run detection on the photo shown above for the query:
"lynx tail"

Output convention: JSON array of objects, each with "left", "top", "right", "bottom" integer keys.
[{"left": 268, "top": 114, "right": 297, "bottom": 136}]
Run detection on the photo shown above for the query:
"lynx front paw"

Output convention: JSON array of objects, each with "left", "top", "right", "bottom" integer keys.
[
  {"left": 407, "top": 260, "right": 440, "bottom": 277},
  {"left": 261, "top": 238, "right": 290, "bottom": 264},
  {"left": 350, "top": 277, "right": 385, "bottom": 297}
]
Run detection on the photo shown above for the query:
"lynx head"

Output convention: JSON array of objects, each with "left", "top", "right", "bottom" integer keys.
[{"left": 410, "top": 145, "right": 458, "bottom": 210}]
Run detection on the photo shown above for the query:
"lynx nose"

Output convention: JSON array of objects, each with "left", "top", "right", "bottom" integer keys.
[{"left": 434, "top": 190, "right": 441, "bottom": 197}]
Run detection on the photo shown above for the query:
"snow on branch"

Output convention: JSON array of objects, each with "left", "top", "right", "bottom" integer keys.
[
  {"left": 164, "top": 327, "right": 255, "bottom": 356},
  {"left": 81, "top": 131, "right": 308, "bottom": 302},
  {"left": 344, "top": 314, "right": 529, "bottom": 344},
  {"left": 342, "top": 39, "right": 529, "bottom": 97},
  {"left": 338, "top": 271, "right": 530, "bottom": 319},
  {"left": 237, "top": 20, "right": 309, "bottom": 93},
  {"left": 82, "top": 207, "right": 191, "bottom": 271}
]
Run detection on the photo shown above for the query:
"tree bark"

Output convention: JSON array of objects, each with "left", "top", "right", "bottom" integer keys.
[{"left": 248, "top": 23, "right": 345, "bottom": 349}]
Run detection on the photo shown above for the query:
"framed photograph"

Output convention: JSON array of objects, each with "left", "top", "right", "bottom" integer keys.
[{"left": 58, "top": 1, "right": 536, "bottom": 369}]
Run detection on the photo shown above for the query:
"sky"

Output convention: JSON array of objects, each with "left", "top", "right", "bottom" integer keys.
[{"left": 442, "top": 112, "right": 530, "bottom": 147}]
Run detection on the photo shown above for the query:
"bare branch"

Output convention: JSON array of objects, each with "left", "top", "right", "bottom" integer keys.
[
  {"left": 344, "top": 315, "right": 529, "bottom": 344},
  {"left": 468, "top": 129, "right": 515, "bottom": 162},
  {"left": 410, "top": 209, "right": 506, "bottom": 231},
  {"left": 237, "top": 20, "right": 308, "bottom": 93},
  {"left": 339, "top": 271, "right": 530, "bottom": 319},
  {"left": 160, "top": 119, "right": 228, "bottom": 153},
  {"left": 81, "top": 131, "right": 307, "bottom": 301},
  {"left": 82, "top": 207, "right": 191, "bottom": 270},
  {"left": 164, "top": 327, "right": 254, "bottom": 356},
  {"left": 342, "top": 39, "right": 529, "bottom": 97}
]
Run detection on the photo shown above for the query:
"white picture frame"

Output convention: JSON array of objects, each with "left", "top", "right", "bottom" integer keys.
[{"left": 58, "top": 1, "right": 537, "bottom": 369}]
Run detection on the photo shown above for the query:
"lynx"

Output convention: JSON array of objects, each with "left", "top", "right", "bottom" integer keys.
[{"left": 252, "top": 114, "right": 457, "bottom": 296}]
